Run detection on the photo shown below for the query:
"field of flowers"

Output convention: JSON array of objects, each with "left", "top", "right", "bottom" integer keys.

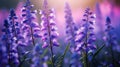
[{"left": 0, "top": 0, "right": 120, "bottom": 67}]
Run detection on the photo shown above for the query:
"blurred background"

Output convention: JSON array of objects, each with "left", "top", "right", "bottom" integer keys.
[
  {"left": 0, "top": 0, "right": 120, "bottom": 66},
  {"left": 0, "top": 0, "right": 120, "bottom": 39}
]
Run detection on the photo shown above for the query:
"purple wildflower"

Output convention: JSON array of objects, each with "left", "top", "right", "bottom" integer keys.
[
  {"left": 8, "top": 9, "right": 20, "bottom": 67},
  {"left": 20, "top": 0, "right": 41, "bottom": 46},
  {"left": 40, "top": 0, "right": 59, "bottom": 48},
  {"left": 103, "top": 17, "right": 120, "bottom": 66},
  {"left": 64, "top": 2, "right": 78, "bottom": 50},
  {"left": 75, "top": 8, "right": 96, "bottom": 67},
  {"left": 1, "top": 9, "right": 20, "bottom": 67},
  {"left": 75, "top": 8, "right": 96, "bottom": 53},
  {"left": 1, "top": 20, "right": 10, "bottom": 67},
  {"left": 65, "top": 2, "right": 77, "bottom": 43},
  {"left": 40, "top": 0, "right": 59, "bottom": 66},
  {"left": 104, "top": 17, "right": 118, "bottom": 49},
  {"left": 64, "top": 2, "right": 81, "bottom": 67}
]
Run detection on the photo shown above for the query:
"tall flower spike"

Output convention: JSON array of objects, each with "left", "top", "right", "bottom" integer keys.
[
  {"left": 75, "top": 8, "right": 96, "bottom": 54},
  {"left": 40, "top": 0, "right": 59, "bottom": 66},
  {"left": 40, "top": 0, "right": 59, "bottom": 48},
  {"left": 104, "top": 17, "right": 118, "bottom": 48},
  {"left": 9, "top": 9, "right": 20, "bottom": 67},
  {"left": 103, "top": 17, "right": 120, "bottom": 66},
  {"left": 75, "top": 8, "right": 96, "bottom": 67},
  {"left": 64, "top": 2, "right": 81, "bottom": 67},
  {"left": 1, "top": 20, "right": 10, "bottom": 67},
  {"left": 20, "top": 0, "right": 41, "bottom": 46},
  {"left": 64, "top": 2, "right": 78, "bottom": 46},
  {"left": 1, "top": 9, "right": 20, "bottom": 67}
]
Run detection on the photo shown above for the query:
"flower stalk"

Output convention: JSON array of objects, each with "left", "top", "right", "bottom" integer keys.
[
  {"left": 75, "top": 8, "right": 96, "bottom": 67},
  {"left": 104, "top": 17, "right": 117, "bottom": 67},
  {"left": 40, "top": 0, "right": 59, "bottom": 67},
  {"left": 21, "top": 0, "right": 41, "bottom": 46}
]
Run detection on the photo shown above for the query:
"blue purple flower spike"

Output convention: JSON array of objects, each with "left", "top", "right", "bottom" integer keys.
[
  {"left": 65, "top": 2, "right": 77, "bottom": 42},
  {"left": 8, "top": 9, "right": 20, "bottom": 67},
  {"left": 75, "top": 8, "right": 96, "bottom": 53},
  {"left": 64, "top": 2, "right": 81, "bottom": 67},
  {"left": 104, "top": 17, "right": 118, "bottom": 48},
  {"left": 103, "top": 17, "right": 120, "bottom": 67},
  {"left": 40, "top": 0, "right": 59, "bottom": 48},
  {"left": 64, "top": 2, "right": 78, "bottom": 47},
  {"left": 1, "top": 9, "right": 20, "bottom": 67},
  {"left": 20, "top": 0, "right": 41, "bottom": 46},
  {"left": 104, "top": 17, "right": 120, "bottom": 52}
]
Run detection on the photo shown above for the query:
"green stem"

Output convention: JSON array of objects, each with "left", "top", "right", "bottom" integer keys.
[
  {"left": 83, "top": 13, "right": 89, "bottom": 67},
  {"left": 83, "top": 45, "right": 88, "bottom": 67},
  {"left": 109, "top": 29, "right": 115, "bottom": 67},
  {"left": 50, "top": 45, "right": 54, "bottom": 67},
  {"left": 110, "top": 43, "right": 115, "bottom": 67},
  {"left": 30, "top": 26, "right": 35, "bottom": 46},
  {"left": 47, "top": 14, "right": 54, "bottom": 67}
]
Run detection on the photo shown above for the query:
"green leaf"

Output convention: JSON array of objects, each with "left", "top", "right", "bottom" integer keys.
[
  {"left": 19, "top": 51, "right": 32, "bottom": 67},
  {"left": 63, "top": 43, "right": 70, "bottom": 56},
  {"left": 41, "top": 48, "right": 48, "bottom": 58},
  {"left": 55, "top": 43, "right": 70, "bottom": 67},
  {"left": 46, "top": 60, "right": 52, "bottom": 65},
  {"left": 92, "top": 44, "right": 105, "bottom": 61},
  {"left": 20, "top": 51, "right": 31, "bottom": 62}
]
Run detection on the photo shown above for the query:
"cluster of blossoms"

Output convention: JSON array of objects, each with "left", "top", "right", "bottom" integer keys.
[
  {"left": 64, "top": 2, "right": 81, "bottom": 67},
  {"left": 20, "top": 0, "right": 45, "bottom": 66},
  {"left": 39, "top": 0, "right": 60, "bottom": 66},
  {"left": 0, "top": 0, "right": 41, "bottom": 67},
  {"left": 104, "top": 17, "right": 119, "bottom": 50},
  {"left": 40, "top": 0, "right": 59, "bottom": 48},
  {"left": 74, "top": 8, "right": 97, "bottom": 67},
  {"left": 1, "top": 9, "right": 20, "bottom": 67},
  {"left": 103, "top": 17, "right": 120, "bottom": 66},
  {"left": 75, "top": 8, "right": 96, "bottom": 54},
  {"left": 64, "top": 2, "right": 78, "bottom": 46},
  {"left": 20, "top": 0, "right": 41, "bottom": 46}
]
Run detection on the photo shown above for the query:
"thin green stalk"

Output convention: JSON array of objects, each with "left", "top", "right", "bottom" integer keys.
[
  {"left": 83, "top": 14, "right": 89, "bottom": 67},
  {"left": 109, "top": 28, "right": 115, "bottom": 67},
  {"left": 50, "top": 44, "right": 54, "bottom": 67},
  {"left": 30, "top": 26, "right": 35, "bottom": 46},
  {"left": 110, "top": 41, "right": 115, "bottom": 67},
  {"left": 47, "top": 14, "right": 54, "bottom": 67},
  {"left": 83, "top": 51, "right": 88, "bottom": 67},
  {"left": 83, "top": 44, "right": 88, "bottom": 67}
]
